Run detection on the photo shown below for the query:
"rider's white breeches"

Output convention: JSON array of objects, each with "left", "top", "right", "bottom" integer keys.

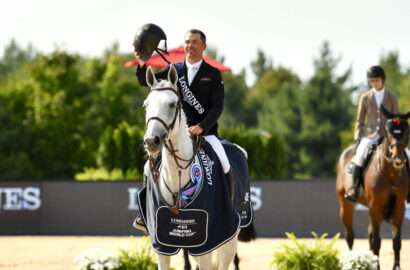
[
  {"left": 355, "top": 136, "right": 380, "bottom": 167},
  {"left": 204, "top": 135, "right": 231, "bottom": 173}
]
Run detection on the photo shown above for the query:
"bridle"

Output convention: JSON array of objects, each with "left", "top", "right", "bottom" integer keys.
[
  {"left": 380, "top": 124, "right": 408, "bottom": 169},
  {"left": 145, "top": 86, "right": 202, "bottom": 213},
  {"left": 146, "top": 87, "right": 182, "bottom": 135}
]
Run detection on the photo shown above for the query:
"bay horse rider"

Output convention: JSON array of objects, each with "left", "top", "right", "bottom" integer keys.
[
  {"left": 132, "top": 24, "right": 233, "bottom": 230},
  {"left": 345, "top": 65, "right": 410, "bottom": 203}
]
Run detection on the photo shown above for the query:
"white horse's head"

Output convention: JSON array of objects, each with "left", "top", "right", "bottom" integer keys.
[{"left": 143, "top": 65, "right": 180, "bottom": 156}]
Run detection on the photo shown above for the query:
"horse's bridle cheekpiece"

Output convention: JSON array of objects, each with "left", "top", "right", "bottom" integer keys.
[{"left": 145, "top": 87, "right": 202, "bottom": 214}]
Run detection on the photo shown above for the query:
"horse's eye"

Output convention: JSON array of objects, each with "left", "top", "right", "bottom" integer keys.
[
  {"left": 142, "top": 102, "right": 147, "bottom": 109},
  {"left": 169, "top": 102, "right": 176, "bottom": 109}
]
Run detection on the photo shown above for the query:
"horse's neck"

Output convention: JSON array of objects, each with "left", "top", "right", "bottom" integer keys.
[{"left": 160, "top": 112, "right": 193, "bottom": 203}]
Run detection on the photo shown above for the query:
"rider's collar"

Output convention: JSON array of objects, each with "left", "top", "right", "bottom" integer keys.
[{"left": 186, "top": 59, "right": 203, "bottom": 70}]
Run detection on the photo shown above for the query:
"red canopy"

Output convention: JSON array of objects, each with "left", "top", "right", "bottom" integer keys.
[{"left": 125, "top": 46, "right": 231, "bottom": 73}]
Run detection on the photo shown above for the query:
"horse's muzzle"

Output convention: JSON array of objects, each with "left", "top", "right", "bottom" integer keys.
[
  {"left": 143, "top": 135, "right": 163, "bottom": 155},
  {"left": 392, "top": 155, "right": 405, "bottom": 169}
]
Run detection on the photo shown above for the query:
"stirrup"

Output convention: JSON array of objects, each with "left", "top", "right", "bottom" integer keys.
[
  {"left": 344, "top": 187, "right": 359, "bottom": 204},
  {"left": 133, "top": 216, "right": 148, "bottom": 234}
]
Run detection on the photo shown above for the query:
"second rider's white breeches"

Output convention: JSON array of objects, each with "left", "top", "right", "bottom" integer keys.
[
  {"left": 356, "top": 136, "right": 410, "bottom": 167},
  {"left": 204, "top": 135, "right": 231, "bottom": 173}
]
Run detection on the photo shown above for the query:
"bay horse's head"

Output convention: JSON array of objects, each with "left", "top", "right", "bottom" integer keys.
[
  {"left": 143, "top": 65, "right": 180, "bottom": 156},
  {"left": 380, "top": 105, "right": 410, "bottom": 168}
]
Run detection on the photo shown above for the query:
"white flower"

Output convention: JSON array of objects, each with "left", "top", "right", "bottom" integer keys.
[
  {"left": 339, "top": 250, "right": 378, "bottom": 270},
  {"left": 73, "top": 248, "right": 122, "bottom": 270}
]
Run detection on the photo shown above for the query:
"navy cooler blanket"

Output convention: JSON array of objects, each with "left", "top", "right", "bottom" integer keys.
[
  {"left": 138, "top": 142, "right": 241, "bottom": 256},
  {"left": 220, "top": 138, "right": 253, "bottom": 227}
]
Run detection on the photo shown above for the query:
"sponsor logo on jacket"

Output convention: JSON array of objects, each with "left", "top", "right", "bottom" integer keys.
[{"left": 179, "top": 76, "right": 205, "bottom": 114}]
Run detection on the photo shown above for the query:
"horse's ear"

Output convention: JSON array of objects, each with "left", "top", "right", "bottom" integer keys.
[
  {"left": 168, "top": 65, "right": 178, "bottom": 86},
  {"left": 404, "top": 110, "right": 410, "bottom": 120},
  {"left": 380, "top": 105, "right": 394, "bottom": 119},
  {"left": 146, "top": 66, "right": 157, "bottom": 88}
]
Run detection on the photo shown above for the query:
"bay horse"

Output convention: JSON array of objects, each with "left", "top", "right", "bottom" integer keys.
[
  {"left": 336, "top": 106, "right": 410, "bottom": 270},
  {"left": 142, "top": 65, "right": 238, "bottom": 270}
]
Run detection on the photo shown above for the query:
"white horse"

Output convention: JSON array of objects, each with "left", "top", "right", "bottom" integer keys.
[{"left": 142, "top": 65, "right": 238, "bottom": 270}]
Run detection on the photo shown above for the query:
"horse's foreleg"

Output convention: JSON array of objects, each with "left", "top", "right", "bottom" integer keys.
[
  {"left": 217, "top": 236, "right": 238, "bottom": 270},
  {"left": 391, "top": 202, "right": 405, "bottom": 270},
  {"left": 339, "top": 199, "right": 354, "bottom": 249},
  {"left": 392, "top": 225, "right": 402, "bottom": 270},
  {"left": 368, "top": 208, "right": 383, "bottom": 257},
  {"left": 155, "top": 253, "right": 171, "bottom": 270},
  {"left": 194, "top": 253, "right": 213, "bottom": 270}
]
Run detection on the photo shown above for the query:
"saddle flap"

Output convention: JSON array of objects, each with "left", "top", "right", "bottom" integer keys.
[{"left": 156, "top": 207, "right": 208, "bottom": 248}]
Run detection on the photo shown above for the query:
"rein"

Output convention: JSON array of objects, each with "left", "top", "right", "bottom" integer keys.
[
  {"left": 376, "top": 136, "right": 406, "bottom": 187},
  {"left": 146, "top": 86, "right": 202, "bottom": 213}
]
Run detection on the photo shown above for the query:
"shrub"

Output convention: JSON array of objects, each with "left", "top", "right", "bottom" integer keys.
[
  {"left": 117, "top": 236, "right": 176, "bottom": 270},
  {"left": 75, "top": 167, "right": 139, "bottom": 181},
  {"left": 271, "top": 232, "right": 340, "bottom": 270}
]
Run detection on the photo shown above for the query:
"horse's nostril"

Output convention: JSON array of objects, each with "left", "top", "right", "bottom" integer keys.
[{"left": 144, "top": 136, "right": 161, "bottom": 148}]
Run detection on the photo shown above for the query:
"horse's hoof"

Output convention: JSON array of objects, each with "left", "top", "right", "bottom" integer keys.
[{"left": 393, "top": 265, "right": 400, "bottom": 270}]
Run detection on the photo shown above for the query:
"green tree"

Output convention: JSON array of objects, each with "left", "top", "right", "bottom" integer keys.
[
  {"left": 220, "top": 70, "right": 249, "bottom": 128},
  {"left": 257, "top": 78, "right": 303, "bottom": 177},
  {"left": 251, "top": 49, "right": 272, "bottom": 82},
  {"left": 297, "top": 41, "right": 353, "bottom": 177},
  {"left": 0, "top": 39, "right": 36, "bottom": 83}
]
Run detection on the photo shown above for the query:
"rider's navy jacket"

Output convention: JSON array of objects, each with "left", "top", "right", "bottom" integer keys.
[{"left": 136, "top": 60, "right": 224, "bottom": 136}]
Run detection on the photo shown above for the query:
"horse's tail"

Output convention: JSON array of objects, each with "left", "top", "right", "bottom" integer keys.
[
  {"left": 382, "top": 193, "right": 397, "bottom": 221},
  {"left": 238, "top": 221, "right": 256, "bottom": 242}
]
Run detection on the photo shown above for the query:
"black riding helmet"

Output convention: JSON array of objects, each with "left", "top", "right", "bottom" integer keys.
[
  {"left": 367, "top": 65, "right": 386, "bottom": 80},
  {"left": 133, "top": 23, "right": 168, "bottom": 62}
]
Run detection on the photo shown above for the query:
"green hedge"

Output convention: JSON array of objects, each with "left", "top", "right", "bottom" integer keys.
[{"left": 76, "top": 123, "right": 287, "bottom": 180}]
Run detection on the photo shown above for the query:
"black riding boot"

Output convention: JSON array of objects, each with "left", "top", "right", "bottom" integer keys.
[
  {"left": 344, "top": 164, "right": 362, "bottom": 204},
  {"left": 133, "top": 173, "right": 148, "bottom": 234}
]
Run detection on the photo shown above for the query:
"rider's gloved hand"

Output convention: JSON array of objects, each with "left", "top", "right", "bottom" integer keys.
[{"left": 355, "top": 138, "right": 361, "bottom": 150}]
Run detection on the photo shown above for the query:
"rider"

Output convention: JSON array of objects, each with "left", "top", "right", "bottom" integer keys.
[
  {"left": 132, "top": 25, "right": 232, "bottom": 231},
  {"left": 345, "top": 65, "right": 399, "bottom": 203}
]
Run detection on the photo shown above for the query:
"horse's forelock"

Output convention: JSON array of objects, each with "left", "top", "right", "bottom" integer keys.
[
  {"left": 386, "top": 117, "right": 409, "bottom": 140},
  {"left": 151, "top": 78, "right": 176, "bottom": 90}
]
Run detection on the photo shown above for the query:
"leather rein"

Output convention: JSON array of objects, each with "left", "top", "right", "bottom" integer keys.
[{"left": 146, "top": 87, "right": 202, "bottom": 214}]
